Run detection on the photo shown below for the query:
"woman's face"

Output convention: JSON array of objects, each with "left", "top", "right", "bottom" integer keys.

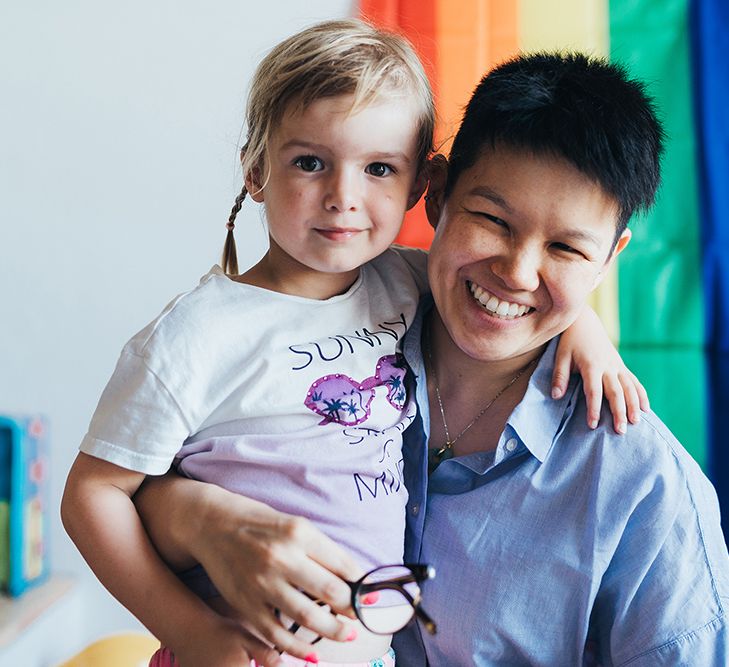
[{"left": 427, "top": 144, "right": 630, "bottom": 365}]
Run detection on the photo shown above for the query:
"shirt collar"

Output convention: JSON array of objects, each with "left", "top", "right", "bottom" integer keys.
[
  {"left": 404, "top": 295, "right": 578, "bottom": 464},
  {"left": 506, "top": 337, "right": 578, "bottom": 463}
]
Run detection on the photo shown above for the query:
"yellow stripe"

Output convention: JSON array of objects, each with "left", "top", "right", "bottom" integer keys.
[{"left": 518, "top": 0, "right": 608, "bottom": 55}]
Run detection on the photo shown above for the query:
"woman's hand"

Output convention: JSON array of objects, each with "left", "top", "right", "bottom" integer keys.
[
  {"left": 552, "top": 306, "right": 649, "bottom": 434},
  {"left": 135, "top": 474, "right": 362, "bottom": 661}
]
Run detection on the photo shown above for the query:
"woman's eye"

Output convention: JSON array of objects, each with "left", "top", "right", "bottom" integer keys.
[
  {"left": 478, "top": 212, "right": 508, "bottom": 228},
  {"left": 294, "top": 155, "right": 324, "bottom": 172},
  {"left": 552, "top": 242, "right": 583, "bottom": 256},
  {"left": 365, "top": 162, "right": 393, "bottom": 177}
]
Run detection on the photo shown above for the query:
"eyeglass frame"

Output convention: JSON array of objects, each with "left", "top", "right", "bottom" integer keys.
[
  {"left": 274, "top": 562, "right": 437, "bottom": 651},
  {"left": 348, "top": 563, "right": 437, "bottom": 636}
]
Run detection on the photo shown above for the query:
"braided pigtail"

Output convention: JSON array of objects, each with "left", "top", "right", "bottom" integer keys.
[{"left": 222, "top": 184, "right": 247, "bottom": 275}]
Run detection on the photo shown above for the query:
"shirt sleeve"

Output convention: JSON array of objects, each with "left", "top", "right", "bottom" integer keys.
[
  {"left": 79, "top": 348, "right": 192, "bottom": 474},
  {"left": 389, "top": 245, "right": 430, "bottom": 295},
  {"left": 619, "top": 616, "right": 728, "bottom": 666},
  {"left": 592, "top": 439, "right": 729, "bottom": 666}
]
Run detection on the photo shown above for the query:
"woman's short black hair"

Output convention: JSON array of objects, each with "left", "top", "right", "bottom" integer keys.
[{"left": 446, "top": 52, "right": 665, "bottom": 235}]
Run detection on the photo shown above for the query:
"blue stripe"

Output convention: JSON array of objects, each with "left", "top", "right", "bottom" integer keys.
[{"left": 690, "top": 0, "right": 729, "bottom": 534}]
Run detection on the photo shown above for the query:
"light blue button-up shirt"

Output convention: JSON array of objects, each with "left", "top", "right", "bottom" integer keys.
[{"left": 395, "top": 299, "right": 729, "bottom": 666}]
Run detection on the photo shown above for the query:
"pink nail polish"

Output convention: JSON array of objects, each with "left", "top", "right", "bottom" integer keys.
[
  {"left": 346, "top": 628, "right": 358, "bottom": 641},
  {"left": 361, "top": 591, "right": 380, "bottom": 605},
  {"left": 304, "top": 653, "right": 319, "bottom": 664}
]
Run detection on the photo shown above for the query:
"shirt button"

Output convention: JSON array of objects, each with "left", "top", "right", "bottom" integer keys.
[
  {"left": 411, "top": 504, "right": 419, "bottom": 516},
  {"left": 505, "top": 438, "right": 518, "bottom": 452}
]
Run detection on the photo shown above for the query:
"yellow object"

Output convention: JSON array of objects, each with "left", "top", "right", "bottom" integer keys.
[
  {"left": 519, "top": 0, "right": 608, "bottom": 55},
  {"left": 57, "top": 632, "right": 160, "bottom": 667}
]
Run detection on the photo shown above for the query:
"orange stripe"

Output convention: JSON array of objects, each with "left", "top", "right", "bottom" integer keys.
[
  {"left": 359, "top": 0, "right": 398, "bottom": 27},
  {"left": 489, "top": 0, "right": 520, "bottom": 65}
]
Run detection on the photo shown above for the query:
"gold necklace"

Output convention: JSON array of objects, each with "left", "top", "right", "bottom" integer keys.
[{"left": 425, "top": 335, "right": 537, "bottom": 474}]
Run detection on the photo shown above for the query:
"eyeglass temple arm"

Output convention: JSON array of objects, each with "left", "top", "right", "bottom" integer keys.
[
  {"left": 413, "top": 600, "right": 438, "bottom": 635},
  {"left": 395, "top": 586, "right": 437, "bottom": 636}
]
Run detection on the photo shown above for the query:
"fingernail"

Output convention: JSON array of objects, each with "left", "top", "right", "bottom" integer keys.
[
  {"left": 589, "top": 419, "right": 598, "bottom": 429},
  {"left": 346, "top": 628, "right": 358, "bottom": 641},
  {"left": 618, "top": 422, "right": 627, "bottom": 434},
  {"left": 304, "top": 653, "right": 319, "bottom": 664},
  {"left": 361, "top": 592, "right": 380, "bottom": 605},
  {"left": 552, "top": 387, "right": 562, "bottom": 399}
]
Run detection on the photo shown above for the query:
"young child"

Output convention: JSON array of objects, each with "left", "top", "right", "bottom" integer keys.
[{"left": 62, "top": 19, "right": 645, "bottom": 667}]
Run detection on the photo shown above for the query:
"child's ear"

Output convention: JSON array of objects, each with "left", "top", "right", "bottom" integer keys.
[
  {"left": 424, "top": 154, "right": 448, "bottom": 230},
  {"left": 241, "top": 146, "right": 265, "bottom": 203},
  {"left": 245, "top": 166, "right": 265, "bottom": 203},
  {"left": 406, "top": 165, "right": 429, "bottom": 210}
]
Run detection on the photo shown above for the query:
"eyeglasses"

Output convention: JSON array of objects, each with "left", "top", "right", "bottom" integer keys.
[
  {"left": 275, "top": 563, "right": 437, "bottom": 648},
  {"left": 350, "top": 563, "right": 437, "bottom": 635}
]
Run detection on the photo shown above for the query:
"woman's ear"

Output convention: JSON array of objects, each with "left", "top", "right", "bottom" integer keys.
[
  {"left": 594, "top": 228, "right": 632, "bottom": 289},
  {"left": 424, "top": 154, "right": 448, "bottom": 230}
]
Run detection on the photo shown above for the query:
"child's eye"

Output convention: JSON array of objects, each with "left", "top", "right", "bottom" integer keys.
[
  {"left": 294, "top": 155, "right": 324, "bottom": 172},
  {"left": 365, "top": 162, "right": 393, "bottom": 177}
]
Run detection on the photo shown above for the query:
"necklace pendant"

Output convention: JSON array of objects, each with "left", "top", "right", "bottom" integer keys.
[
  {"left": 428, "top": 443, "right": 454, "bottom": 475},
  {"left": 439, "top": 444, "right": 454, "bottom": 461}
]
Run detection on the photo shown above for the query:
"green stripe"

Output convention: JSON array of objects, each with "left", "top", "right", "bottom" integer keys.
[{"left": 610, "top": 0, "right": 707, "bottom": 464}]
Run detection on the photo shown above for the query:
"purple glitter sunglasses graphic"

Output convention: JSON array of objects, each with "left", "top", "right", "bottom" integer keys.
[{"left": 304, "top": 354, "right": 408, "bottom": 426}]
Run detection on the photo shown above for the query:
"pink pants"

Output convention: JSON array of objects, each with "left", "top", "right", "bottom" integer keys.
[{"left": 149, "top": 645, "right": 396, "bottom": 666}]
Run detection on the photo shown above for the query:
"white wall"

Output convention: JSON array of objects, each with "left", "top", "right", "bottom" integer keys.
[{"left": 0, "top": 1, "right": 354, "bottom": 663}]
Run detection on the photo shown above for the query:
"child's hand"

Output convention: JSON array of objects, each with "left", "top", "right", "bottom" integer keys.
[{"left": 553, "top": 307, "right": 649, "bottom": 434}]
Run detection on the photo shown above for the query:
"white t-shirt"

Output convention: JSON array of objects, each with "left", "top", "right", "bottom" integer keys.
[{"left": 81, "top": 247, "right": 428, "bottom": 569}]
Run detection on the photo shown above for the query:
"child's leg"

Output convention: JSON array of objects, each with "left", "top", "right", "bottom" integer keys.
[
  {"left": 149, "top": 646, "right": 180, "bottom": 667},
  {"left": 278, "top": 646, "right": 396, "bottom": 667}
]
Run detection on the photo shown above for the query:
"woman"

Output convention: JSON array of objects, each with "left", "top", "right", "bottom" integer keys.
[{"left": 135, "top": 53, "right": 729, "bottom": 666}]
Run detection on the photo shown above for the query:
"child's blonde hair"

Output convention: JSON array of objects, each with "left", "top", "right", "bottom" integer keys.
[{"left": 222, "top": 18, "right": 435, "bottom": 275}]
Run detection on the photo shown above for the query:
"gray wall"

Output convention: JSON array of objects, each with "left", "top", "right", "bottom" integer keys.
[{"left": 0, "top": 1, "right": 354, "bottom": 663}]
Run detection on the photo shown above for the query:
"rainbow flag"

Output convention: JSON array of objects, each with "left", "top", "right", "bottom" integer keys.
[{"left": 359, "top": 0, "right": 729, "bottom": 531}]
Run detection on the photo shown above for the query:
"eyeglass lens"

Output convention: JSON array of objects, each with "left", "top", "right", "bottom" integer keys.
[{"left": 354, "top": 565, "right": 422, "bottom": 634}]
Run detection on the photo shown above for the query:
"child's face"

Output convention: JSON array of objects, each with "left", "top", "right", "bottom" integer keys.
[
  {"left": 427, "top": 144, "right": 631, "bottom": 365},
  {"left": 248, "top": 93, "right": 424, "bottom": 297}
]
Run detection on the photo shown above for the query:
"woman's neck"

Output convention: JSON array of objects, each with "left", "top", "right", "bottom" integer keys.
[
  {"left": 425, "top": 310, "right": 543, "bottom": 398},
  {"left": 423, "top": 310, "right": 544, "bottom": 457}
]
